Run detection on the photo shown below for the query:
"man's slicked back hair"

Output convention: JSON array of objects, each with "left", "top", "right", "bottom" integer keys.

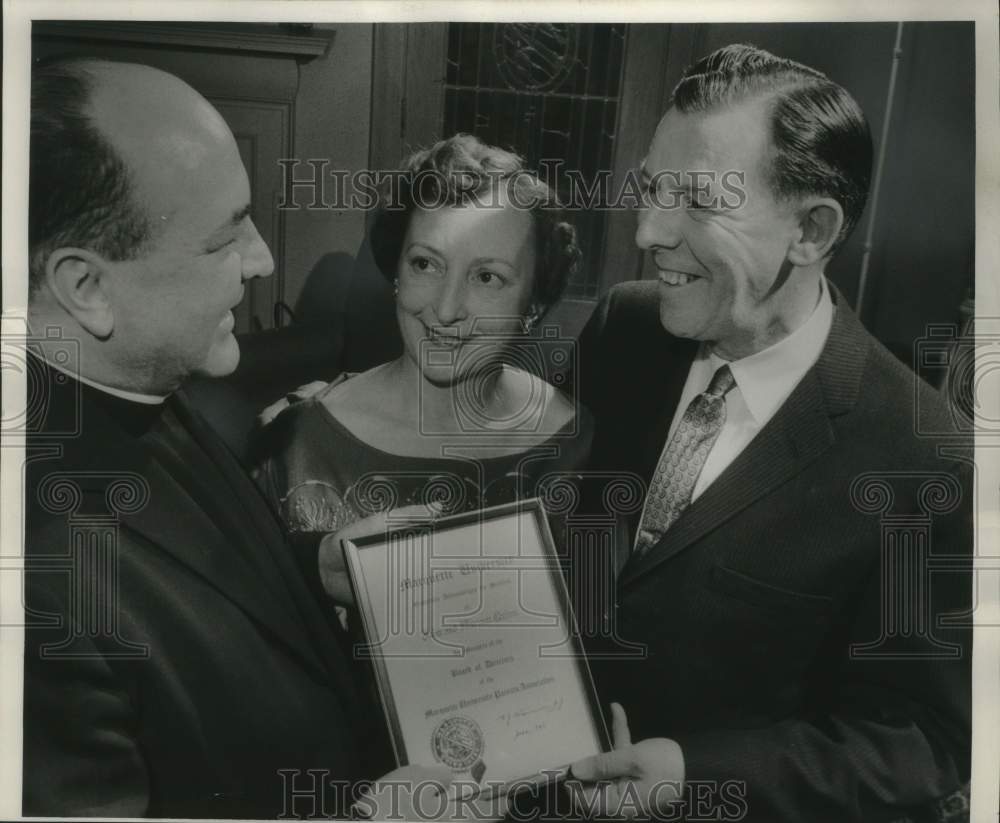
[
  {"left": 29, "top": 58, "right": 152, "bottom": 294},
  {"left": 672, "top": 43, "right": 873, "bottom": 256}
]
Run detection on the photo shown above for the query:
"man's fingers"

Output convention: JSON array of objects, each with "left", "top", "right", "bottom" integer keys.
[
  {"left": 395, "top": 765, "right": 453, "bottom": 787},
  {"left": 611, "top": 702, "right": 632, "bottom": 748},
  {"left": 359, "top": 765, "right": 454, "bottom": 821},
  {"left": 566, "top": 778, "right": 619, "bottom": 819},
  {"left": 570, "top": 747, "right": 636, "bottom": 782}
]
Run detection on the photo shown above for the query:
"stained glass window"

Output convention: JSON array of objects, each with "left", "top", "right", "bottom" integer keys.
[{"left": 444, "top": 23, "right": 627, "bottom": 300}]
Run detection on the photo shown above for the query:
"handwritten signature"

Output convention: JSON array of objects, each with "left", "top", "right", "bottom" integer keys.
[{"left": 497, "top": 696, "right": 564, "bottom": 729}]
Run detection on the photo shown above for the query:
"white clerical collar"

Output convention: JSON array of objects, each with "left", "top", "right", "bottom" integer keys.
[
  {"left": 709, "top": 276, "right": 834, "bottom": 425},
  {"left": 43, "top": 355, "right": 168, "bottom": 405}
]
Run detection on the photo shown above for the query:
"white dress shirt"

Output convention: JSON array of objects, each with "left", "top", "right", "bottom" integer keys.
[{"left": 660, "top": 277, "right": 834, "bottom": 505}]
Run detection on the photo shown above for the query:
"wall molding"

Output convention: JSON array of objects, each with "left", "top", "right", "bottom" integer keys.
[{"left": 33, "top": 21, "right": 331, "bottom": 61}]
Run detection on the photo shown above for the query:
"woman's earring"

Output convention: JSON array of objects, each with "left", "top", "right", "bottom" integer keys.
[
  {"left": 392, "top": 278, "right": 399, "bottom": 297},
  {"left": 524, "top": 306, "right": 541, "bottom": 332}
]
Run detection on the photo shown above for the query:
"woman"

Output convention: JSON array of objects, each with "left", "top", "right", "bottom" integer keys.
[
  {"left": 253, "top": 136, "right": 590, "bottom": 807},
  {"left": 255, "top": 134, "right": 588, "bottom": 541}
]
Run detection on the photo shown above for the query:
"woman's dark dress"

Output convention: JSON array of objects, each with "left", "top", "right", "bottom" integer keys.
[
  {"left": 253, "top": 373, "right": 593, "bottom": 775},
  {"left": 256, "top": 374, "right": 592, "bottom": 537}
]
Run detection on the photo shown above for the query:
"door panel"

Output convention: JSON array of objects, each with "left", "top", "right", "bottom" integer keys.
[
  {"left": 213, "top": 101, "right": 291, "bottom": 333},
  {"left": 31, "top": 22, "right": 312, "bottom": 333}
]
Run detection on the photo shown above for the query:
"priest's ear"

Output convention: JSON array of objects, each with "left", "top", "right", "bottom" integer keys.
[
  {"left": 787, "top": 197, "right": 845, "bottom": 267},
  {"left": 41, "top": 247, "right": 115, "bottom": 339}
]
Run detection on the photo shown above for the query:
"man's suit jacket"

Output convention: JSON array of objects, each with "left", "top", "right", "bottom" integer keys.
[
  {"left": 576, "top": 281, "right": 972, "bottom": 822},
  {"left": 23, "top": 361, "right": 369, "bottom": 818}
]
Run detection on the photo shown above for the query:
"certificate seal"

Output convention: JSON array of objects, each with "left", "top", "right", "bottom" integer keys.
[{"left": 431, "top": 716, "right": 486, "bottom": 780}]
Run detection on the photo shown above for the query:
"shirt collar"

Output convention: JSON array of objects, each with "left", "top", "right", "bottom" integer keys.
[
  {"left": 44, "top": 355, "right": 168, "bottom": 405},
  {"left": 709, "top": 276, "right": 834, "bottom": 424}
]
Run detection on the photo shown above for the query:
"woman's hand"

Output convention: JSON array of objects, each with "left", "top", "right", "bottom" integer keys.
[
  {"left": 318, "top": 503, "right": 442, "bottom": 606},
  {"left": 257, "top": 380, "right": 328, "bottom": 427}
]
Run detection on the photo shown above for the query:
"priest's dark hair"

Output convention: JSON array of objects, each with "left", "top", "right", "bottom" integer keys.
[{"left": 29, "top": 58, "right": 152, "bottom": 294}]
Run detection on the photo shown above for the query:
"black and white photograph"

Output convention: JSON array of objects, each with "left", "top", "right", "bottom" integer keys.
[{"left": 2, "top": 2, "right": 998, "bottom": 821}]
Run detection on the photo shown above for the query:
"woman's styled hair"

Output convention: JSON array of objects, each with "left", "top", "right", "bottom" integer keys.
[{"left": 370, "top": 134, "right": 581, "bottom": 316}]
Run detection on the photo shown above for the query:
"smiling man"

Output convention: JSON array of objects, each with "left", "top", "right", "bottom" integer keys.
[
  {"left": 570, "top": 44, "right": 972, "bottom": 822},
  {"left": 22, "top": 58, "right": 394, "bottom": 818},
  {"left": 29, "top": 61, "right": 273, "bottom": 394}
]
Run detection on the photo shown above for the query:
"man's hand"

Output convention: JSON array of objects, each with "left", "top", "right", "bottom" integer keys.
[
  {"left": 318, "top": 503, "right": 442, "bottom": 606},
  {"left": 567, "top": 703, "right": 685, "bottom": 819},
  {"left": 355, "top": 766, "right": 507, "bottom": 821},
  {"left": 354, "top": 765, "right": 450, "bottom": 820}
]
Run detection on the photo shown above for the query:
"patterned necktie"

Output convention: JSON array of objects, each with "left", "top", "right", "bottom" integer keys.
[{"left": 634, "top": 364, "right": 737, "bottom": 557}]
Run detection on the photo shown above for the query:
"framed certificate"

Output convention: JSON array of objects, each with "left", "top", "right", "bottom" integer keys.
[{"left": 342, "top": 498, "right": 610, "bottom": 798}]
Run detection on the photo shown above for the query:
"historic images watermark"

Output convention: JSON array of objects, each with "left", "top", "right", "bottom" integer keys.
[
  {"left": 416, "top": 321, "right": 577, "bottom": 438},
  {"left": 277, "top": 769, "right": 748, "bottom": 820},
  {"left": 1, "top": 319, "right": 149, "bottom": 657},
  {"left": 913, "top": 320, "right": 999, "bottom": 439},
  {"left": 276, "top": 160, "right": 748, "bottom": 213},
  {"left": 842, "top": 318, "right": 998, "bottom": 655},
  {"left": 1, "top": 320, "right": 82, "bottom": 440}
]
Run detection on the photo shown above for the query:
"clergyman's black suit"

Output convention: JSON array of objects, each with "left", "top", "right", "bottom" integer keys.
[
  {"left": 23, "top": 357, "right": 368, "bottom": 818},
  {"left": 576, "top": 281, "right": 972, "bottom": 822}
]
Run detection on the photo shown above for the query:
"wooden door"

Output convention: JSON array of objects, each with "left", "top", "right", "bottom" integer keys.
[
  {"left": 212, "top": 101, "right": 290, "bottom": 333},
  {"left": 31, "top": 21, "right": 328, "bottom": 333}
]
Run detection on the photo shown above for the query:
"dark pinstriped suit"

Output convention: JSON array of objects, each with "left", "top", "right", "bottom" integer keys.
[{"left": 575, "top": 280, "right": 972, "bottom": 822}]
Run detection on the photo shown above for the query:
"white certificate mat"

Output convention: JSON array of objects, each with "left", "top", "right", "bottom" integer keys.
[{"left": 343, "top": 499, "right": 609, "bottom": 795}]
